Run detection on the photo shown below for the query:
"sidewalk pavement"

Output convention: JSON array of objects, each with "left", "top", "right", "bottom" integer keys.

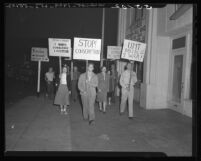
[
  {"left": 5, "top": 95, "right": 71, "bottom": 151},
  {"left": 5, "top": 94, "right": 192, "bottom": 156}
]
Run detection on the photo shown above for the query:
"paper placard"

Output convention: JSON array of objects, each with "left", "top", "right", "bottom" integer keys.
[
  {"left": 31, "top": 47, "right": 49, "bottom": 62},
  {"left": 48, "top": 38, "right": 71, "bottom": 57},
  {"left": 73, "top": 37, "right": 101, "bottom": 61},
  {"left": 121, "top": 39, "right": 146, "bottom": 62},
  {"left": 107, "top": 46, "right": 122, "bottom": 60}
]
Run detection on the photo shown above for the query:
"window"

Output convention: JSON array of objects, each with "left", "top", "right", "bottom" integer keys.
[{"left": 172, "top": 36, "right": 186, "bottom": 49}]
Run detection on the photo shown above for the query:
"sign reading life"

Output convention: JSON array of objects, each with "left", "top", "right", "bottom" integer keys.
[
  {"left": 121, "top": 39, "right": 146, "bottom": 62},
  {"left": 73, "top": 37, "right": 101, "bottom": 61}
]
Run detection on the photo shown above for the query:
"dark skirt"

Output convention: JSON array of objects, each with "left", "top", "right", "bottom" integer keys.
[
  {"left": 97, "top": 91, "right": 107, "bottom": 102},
  {"left": 107, "top": 91, "right": 113, "bottom": 98},
  {"left": 54, "top": 84, "right": 70, "bottom": 106}
]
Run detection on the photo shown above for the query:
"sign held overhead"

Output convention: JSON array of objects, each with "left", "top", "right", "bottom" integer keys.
[
  {"left": 107, "top": 46, "right": 122, "bottom": 60},
  {"left": 31, "top": 47, "right": 49, "bottom": 62},
  {"left": 121, "top": 39, "right": 146, "bottom": 62},
  {"left": 48, "top": 38, "right": 71, "bottom": 57},
  {"left": 73, "top": 37, "right": 101, "bottom": 61}
]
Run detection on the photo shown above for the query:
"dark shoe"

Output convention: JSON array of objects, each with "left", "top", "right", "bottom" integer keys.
[
  {"left": 89, "top": 120, "right": 95, "bottom": 125},
  {"left": 103, "top": 111, "right": 106, "bottom": 114},
  {"left": 129, "top": 117, "right": 133, "bottom": 120},
  {"left": 120, "top": 112, "right": 124, "bottom": 116}
]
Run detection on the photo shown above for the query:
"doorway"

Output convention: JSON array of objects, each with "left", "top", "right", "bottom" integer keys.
[{"left": 169, "top": 35, "right": 187, "bottom": 113}]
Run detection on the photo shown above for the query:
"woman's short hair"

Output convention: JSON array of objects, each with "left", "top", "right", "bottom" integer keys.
[
  {"left": 100, "top": 66, "right": 106, "bottom": 71},
  {"left": 88, "top": 62, "right": 94, "bottom": 67}
]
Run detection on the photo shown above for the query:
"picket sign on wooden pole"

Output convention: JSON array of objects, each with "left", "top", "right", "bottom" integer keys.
[{"left": 37, "top": 60, "right": 41, "bottom": 97}]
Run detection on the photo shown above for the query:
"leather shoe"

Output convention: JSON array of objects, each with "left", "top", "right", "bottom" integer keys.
[{"left": 89, "top": 120, "right": 95, "bottom": 125}]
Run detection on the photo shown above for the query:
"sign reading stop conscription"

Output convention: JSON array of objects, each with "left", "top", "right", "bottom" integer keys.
[
  {"left": 31, "top": 47, "right": 49, "bottom": 62},
  {"left": 121, "top": 39, "right": 146, "bottom": 62},
  {"left": 107, "top": 46, "right": 122, "bottom": 60},
  {"left": 73, "top": 37, "right": 101, "bottom": 61},
  {"left": 48, "top": 38, "right": 71, "bottom": 57}
]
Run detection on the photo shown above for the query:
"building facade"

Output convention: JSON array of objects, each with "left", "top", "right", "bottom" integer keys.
[{"left": 116, "top": 4, "right": 193, "bottom": 117}]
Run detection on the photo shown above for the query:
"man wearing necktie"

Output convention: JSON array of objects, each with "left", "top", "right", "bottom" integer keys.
[{"left": 120, "top": 62, "right": 137, "bottom": 119}]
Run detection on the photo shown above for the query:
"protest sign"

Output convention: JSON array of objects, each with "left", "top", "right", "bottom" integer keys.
[
  {"left": 121, "top": 39, "right": 146, "bottom": 62},
  {"left": 31, "top": 47, "right": 49, "bottom": 62},
  {"left": 73, "top": 37, "right": 101, "bottom": 61},
  {"left": 48, "top": 38, "right": 71, "bottom": 57},
  {"left": 107, "top": 46, "right": 122, "bottom": 60}
]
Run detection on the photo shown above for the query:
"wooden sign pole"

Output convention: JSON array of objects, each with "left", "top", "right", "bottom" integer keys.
[
  {"left": 129, "top": 60, "right": 134, "bottom": 91},
  {"left": 85, "top": 60, "right": 88, "bottom": 91},
  {"left": 71, "top": 60, "right": 73, "bottom": 81},
  {"left": 37, "top": 60, "right": 41, "bottom": 97},
  {"left": 59, "top": 56, "right": 62, "bottom": 74}
]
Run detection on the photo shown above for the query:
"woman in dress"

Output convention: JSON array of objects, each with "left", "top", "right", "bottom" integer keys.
[
  {"left": 54, "top": 65, "right": 71, "bottom": 115},
  {"left": 97, "top": 66, "right": 109, "bottom": 113}
]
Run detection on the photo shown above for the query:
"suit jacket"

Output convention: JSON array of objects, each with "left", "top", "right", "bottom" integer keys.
[
  {"left": 78, "top": 72, "right": 98, "bottom": 96},
  {"left": 120, "top": 70, "right": 137, "bottom": 89}
]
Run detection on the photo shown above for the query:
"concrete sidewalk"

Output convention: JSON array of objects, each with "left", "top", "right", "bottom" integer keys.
[
  {"left": 5, "top": 95, "right": 72, "bottom": 151},
  {"left": 5, "top": 94, "right": 192, "bottom": 156},
  {"left": 69, "top": 97, "right": 192, "bottom": 156}
]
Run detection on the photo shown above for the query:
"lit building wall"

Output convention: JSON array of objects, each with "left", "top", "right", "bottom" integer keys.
[{"left": 117, "top": 5, "right": 193, "bottom": 117}]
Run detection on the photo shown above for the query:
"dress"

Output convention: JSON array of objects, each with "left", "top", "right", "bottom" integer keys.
[
  {"left": 71, "top": 71, "right": 80, "bottom": 100},
  {"left": 97, "top": 73, "right": 109, "bottom": 102},
  {"left": 54, "top": 73, "right": 70, "bottom": 106}
]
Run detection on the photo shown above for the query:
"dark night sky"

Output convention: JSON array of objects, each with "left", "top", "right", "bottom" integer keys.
[{"left": 5, "top": 8, "right": 118, "bottom": 73}]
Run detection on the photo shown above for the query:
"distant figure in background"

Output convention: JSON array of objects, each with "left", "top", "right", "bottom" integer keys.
[
  {"left": 108, "top": 64, "right": 118, "bottom": 105},
  {"left": 97, "top": 66, "right": 109, "bottom": 113},
  {"left": 72, "top": 66, "right": 80, "bottom": 102},
  {"left": 54, "top": 65, "right": 71, "bottom": 115},
  {"left": 78, "top": 63, "right": 98, "bottom": 125},
  {"left": 120, "top": 63, "right": 137, "bottom": 119},
  {"left": 107, "top": 70, "right": 112, "bottom": 105},
  {"left": 66, "top": 65, "right": 71, "bottom": 94},
  {"left": 45, "top": 67, "right": 55, "bottom": 99}
]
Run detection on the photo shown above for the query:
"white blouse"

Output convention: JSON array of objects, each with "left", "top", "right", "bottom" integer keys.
[{"left": 60, "top": 73, "right": 67, "bottom": 85}]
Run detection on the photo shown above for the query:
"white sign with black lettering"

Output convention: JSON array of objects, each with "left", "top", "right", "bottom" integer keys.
[
  {"left": 31, "top": 47, "right": 49, "bottom": 62},
  {"left": 73, "top": 37, "right": 101, "bottom": 61},
  {"left": 107, "top": 46, "right": 122, "bottom": 60},
  {"left": 48, "top": 38, "right": 71, "bottom": 57},
  {"left": 121, "top": 39, "right": 146, "bottom": 62}
]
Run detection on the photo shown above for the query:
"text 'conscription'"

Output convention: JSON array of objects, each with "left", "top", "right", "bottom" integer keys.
[
  {"left": 121, "top": 39, "right": 146, "bottom": 62},
  {"left": 48, "top": 38, "right": 71, "bottom": 57},
  {"left": 73, "top": 37, "right": 101, "bottom": 61}
]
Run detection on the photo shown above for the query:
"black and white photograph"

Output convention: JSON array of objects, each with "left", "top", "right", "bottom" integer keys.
[{"left": 4, "top": 3, "right": 197, "bottom": 157}]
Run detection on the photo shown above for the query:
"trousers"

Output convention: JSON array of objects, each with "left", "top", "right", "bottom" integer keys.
[
  {"left": 81, "top": 93, "right": 96, "bottom": 121},
  {"left": 120, "top": 87, "right": 134, "bottom": 117}
]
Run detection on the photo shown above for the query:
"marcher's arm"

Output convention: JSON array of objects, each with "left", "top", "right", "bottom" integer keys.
[
  {"left": 120, "top": 73, "right": 126, "bottom": 88},
  {"left": 90, "top": 75, "right": 98, "bottom": 88},
  {"left": 132, "top": 72, "right": 138, "bottom": 85},
  {"left": 45, "top": 73, "right": 48, "bottom": 82},
  {"left": 78, "top": 75, "right": 85, "bottom": 92},
  {"left": 107, "top": 75, "right": 110, "bottom": 92}
]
